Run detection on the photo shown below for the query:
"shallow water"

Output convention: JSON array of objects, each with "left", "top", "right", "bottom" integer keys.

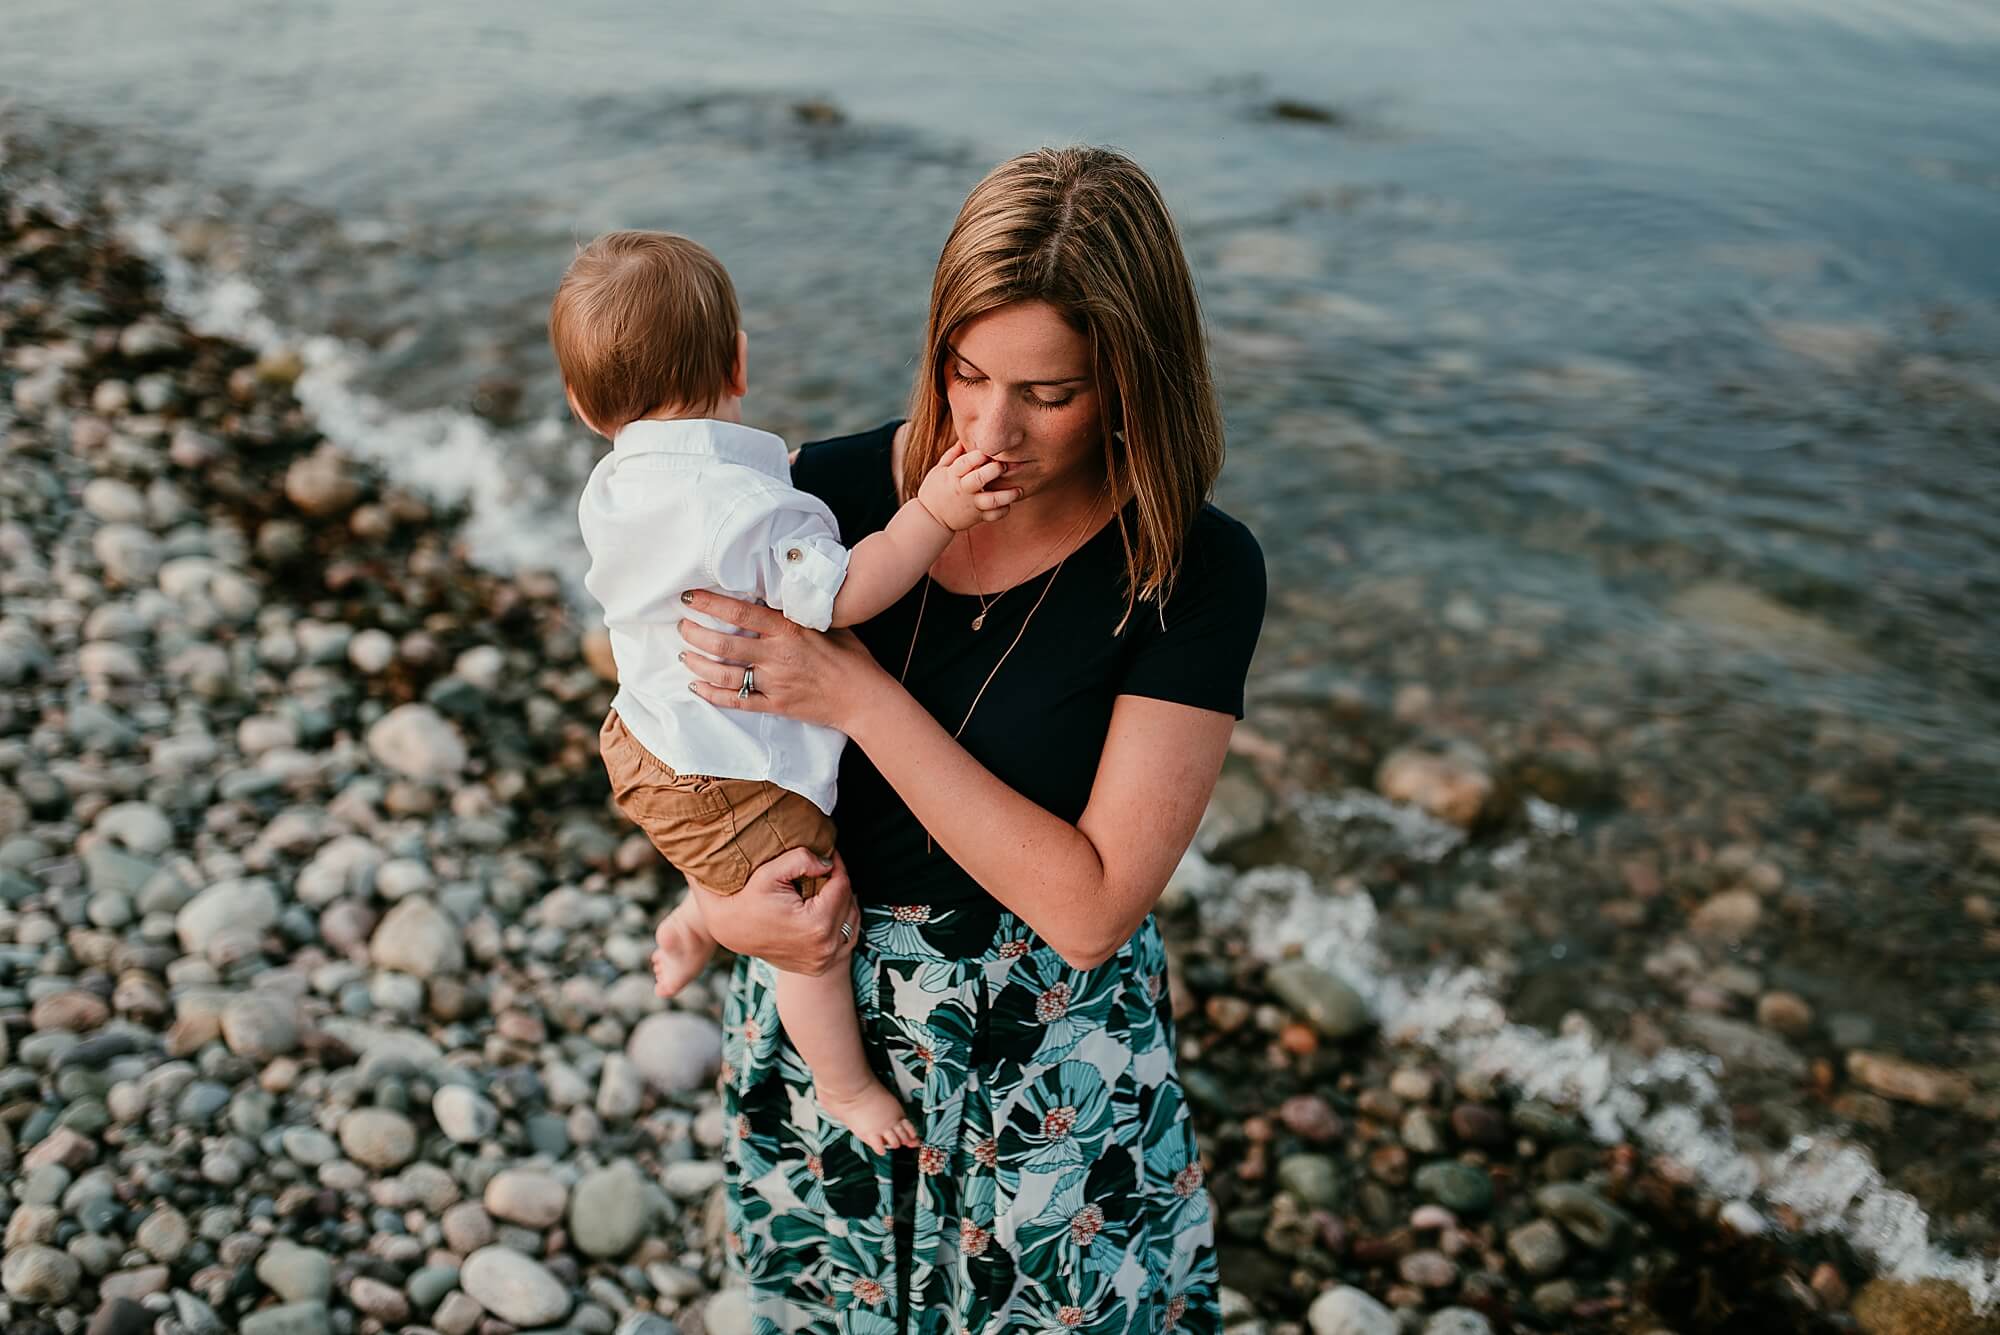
[{"left": 7, "top": 0, "right": 2000, "bottom": 1258}]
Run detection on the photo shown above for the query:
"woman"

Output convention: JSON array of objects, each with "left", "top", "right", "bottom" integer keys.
[{"left": 674, "top": 145, "right": 1265, "bottom": 1335}]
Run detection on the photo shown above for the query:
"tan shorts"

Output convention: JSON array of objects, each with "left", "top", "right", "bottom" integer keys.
[{"left": 599, "top": 710, "right": 836, "bottom": 898}]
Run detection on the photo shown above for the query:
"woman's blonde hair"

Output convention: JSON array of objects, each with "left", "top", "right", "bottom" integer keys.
[{"left": 903, "top": 146, "right": 1224, "bottom": 630}]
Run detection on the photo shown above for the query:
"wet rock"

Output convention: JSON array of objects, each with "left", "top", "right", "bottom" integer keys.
[
  {"left": 1692, "top": 889, "right": 1763, "bottom": 941},
  {"left": 3, "top": 1243, "right": 82, "bottom": 1302},
  {"left": 1377, "top": 741, "right": 1495, "bottom": 829},
  {"left": 349, "top": 1275, "right": 410, "bottom": 1325},
  {"left": 1307, "top": 1285, "right": 1396, "bottom": 1335},
  {"left": 485, "top": 1168, "right": 568, "bottom": 1228},
  {"left": 94, "top": 799, "right": 174, "bottom": 853},
  {"left": 222, "top": 994, "right": 299, "bottom": 1059},
  {"left": 1195, "top": 762, "right": 1273, "bottom": 854},
  {"left": 1424, "top": 1312, "right": 1494, "bottom": 1335},
  {"left": 1276, "top": 1154, "right": 1341, "bottom": 1210},
  {"left": 365, "top": 703, "right": 468, "bottom": 781},
  {"left": 176, "top": 876, "right": 279, "bottom": 956},
  {"left": 31, "top": 989, "right": 110, "bottom": 1032},
  {"left": 627, "top": 1012, "right": 724, "bottom": 1094},
  {"left": 1265, "top": 961, "right": 1371, "bottom": 1039},
  {"left": 93, "top": 524, "right": 163, "bottom": 586},
  {"left": 570, "top": 1162, "right": 649, "bottom": 1258},
  {"left": 369, "top": 895, "right": 464, "bottom": 978},
  {"left": 255, "top": 1240, "right": 333, "bottom": 1302},
  {"left": 1533, "top": 1183, "right": 1630, "bottom": 1251},
  {"left": 1851, "top": 1277, "right": 1999, "bottom": 1334},
  {"left": 1448, "top": 1103, "right": 1506, "bottom": 1147},
  {"left": 1399, "top": 1249, "right": 1456, "bottom": 1289},
  {"left": 1756, "top": 990, "right": 1814, "bottom": 1037},
  {"left": 1678, "top": 1012, "right": 1809, "bottom": 1079},
  {"left": 460, "top": 1245, "right": 572, "bottom": 1326},
  {"left": 239, "top": 1300, "right": 332, "bottom": 1335},
  {"left": 337, "top": 1106, "right": 418, "bottom": 1170},
  {"left": 135, "top": 1203, "right": 190, "bottom": 1262},
  {"left": 1506, "top": 1218, "right": 1568, "bottom": 1277},
  {"left": 1414, "top": 1161, "right": 1493, "bottom": 1215},
  {"left": 434, "top": 1084, "right": 500, "bottom": 1143},
  {"left": 661, "top": 1160, "right": 726, "bottom": 1201},
  {"left": 86, "top": 1297, "right": 155, "bottom": 1335},
  {"left": 1277, "top": 1093, "right": 1344, "bottom": 1143},
  {"left": 1845, "top": 1051, "right": 1974, "bottom": 1109},
  {"left": 283, "top": 446, "right": 363, "bottom": 517}
]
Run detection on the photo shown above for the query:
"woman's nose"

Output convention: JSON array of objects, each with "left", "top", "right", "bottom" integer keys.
[{"left": 971, "top": 402, "right": 1022, "bottom": 455}]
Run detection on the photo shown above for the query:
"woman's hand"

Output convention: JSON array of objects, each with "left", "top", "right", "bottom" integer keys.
[
  {"left": 689, "top": 847, "right": 862, "bottom": 975},
  {"left": 677, "top": 590, "right": 886, "bottom": 730}
]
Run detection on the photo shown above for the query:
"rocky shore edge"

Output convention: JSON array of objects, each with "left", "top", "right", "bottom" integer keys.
[{"left": 0, "top": 156, "right": 1993, "bottom": 1335}]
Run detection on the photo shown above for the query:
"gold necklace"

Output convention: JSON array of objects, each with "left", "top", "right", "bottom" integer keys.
[
  {"left": 962, "top": 483, "right": 1108, "bottom": 631},
  {"left": 900, "top": 559, "right": 1067, "bottom": 856},
  {"left": 898, "top": 484, "right": 1108, "bottom": 852}
]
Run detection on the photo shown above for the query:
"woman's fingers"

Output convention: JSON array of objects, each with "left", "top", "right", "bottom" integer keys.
[
  {"left": 687, "top": 678, "right": 774, "bottom": 712},
  {"left": 677, "top": 650, "right": 742, "bottom": 689},
  {"left": 760, "top": 845, "right": 836, "bottom": 889},
  {"left": 677, "top": 616, "right": 762, "bottom": 661},
  {"left": 680, "top": 588, "right": 791, "bottom": 636}
]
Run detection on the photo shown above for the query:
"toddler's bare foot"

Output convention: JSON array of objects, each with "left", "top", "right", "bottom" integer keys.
[
  {"left": 815, "top": 1075, "right": 919, "bottom": 1155},
  {"left": 651, "top": 913, "right": 712, "bottom": 998}
]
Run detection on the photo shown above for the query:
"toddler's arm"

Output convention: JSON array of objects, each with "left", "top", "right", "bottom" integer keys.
[{"left": 827, "top": 444, "right": 1018, "bottom": 627}]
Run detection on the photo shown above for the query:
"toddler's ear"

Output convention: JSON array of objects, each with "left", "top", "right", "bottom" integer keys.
[
  {"left": 564, "top": 384, "right": 604, "bottom": 438},
  {"left": 728, "top": 329, "right": 749, "bottom": 399}
]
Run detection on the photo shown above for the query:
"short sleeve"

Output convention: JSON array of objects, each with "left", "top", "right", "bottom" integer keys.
[
  {"left": 1120, "top": 510, "right": 1266, "bottom": 719},
  {"left": 709, "top": 490, "right": 851, "bottom": 633}
]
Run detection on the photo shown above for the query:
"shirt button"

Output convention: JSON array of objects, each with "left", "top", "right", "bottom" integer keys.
[{"left": 785, "top": 548, "right": 802, "bottom": 562}]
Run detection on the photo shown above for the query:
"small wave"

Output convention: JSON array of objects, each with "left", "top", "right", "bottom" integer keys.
[
  {"left": 118, "top": 215, "right": 589, "bottom": 589},
  {"left": 1206, "top": 857, "right": 1998, "bottom": 1312}
]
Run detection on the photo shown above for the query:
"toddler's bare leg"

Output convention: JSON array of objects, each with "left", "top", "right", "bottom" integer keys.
[
  {"left": 773, "top": 967, "right": 917, "bottom": 1155},
  {"left": 650, "top": 894, "right": 717, "bottom": 998}
]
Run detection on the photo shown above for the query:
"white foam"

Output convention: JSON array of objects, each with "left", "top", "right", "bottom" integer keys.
[
  {"left": 1212, "top": 793, "right": 1998, "bottom": 1313},
  {"left": 118, "top": 214, "right": 588, "bottom": 585}
]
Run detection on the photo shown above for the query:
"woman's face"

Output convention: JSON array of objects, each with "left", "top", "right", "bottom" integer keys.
[{"left": 944, "top": 300, "right": 1104, "bottom": 503}]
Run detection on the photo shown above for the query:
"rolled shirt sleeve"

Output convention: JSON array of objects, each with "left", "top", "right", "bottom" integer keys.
[{"left": 709, "top": 489, "right": 851, "bottom": 632}]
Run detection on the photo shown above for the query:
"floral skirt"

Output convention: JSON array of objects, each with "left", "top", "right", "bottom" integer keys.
[{"left": 719, "top": 900, "right": 1220, "bottom": 1335}]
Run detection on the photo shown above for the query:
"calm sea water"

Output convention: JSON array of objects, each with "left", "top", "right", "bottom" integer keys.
[{"left": 8, "top": 0, "right": 2000, "bottom": 1246}]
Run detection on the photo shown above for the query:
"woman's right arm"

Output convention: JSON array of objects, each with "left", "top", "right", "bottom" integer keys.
[{"left": 690, "top": 847, "right": 862, "bottom": 975}]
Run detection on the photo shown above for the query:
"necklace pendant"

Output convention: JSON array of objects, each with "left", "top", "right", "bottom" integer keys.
[{"left": 970, "top": 611, "right": 987, "bottom": 631}]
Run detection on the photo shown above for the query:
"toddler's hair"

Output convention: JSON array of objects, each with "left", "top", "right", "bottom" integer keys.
[{"left": 549, "top": 230, "right": 740, "bottom": 431}]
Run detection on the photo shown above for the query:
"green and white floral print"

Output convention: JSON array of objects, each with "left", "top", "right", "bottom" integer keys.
[{"left": 720, "top": 902, "right": 1219, "bottom": 1335}]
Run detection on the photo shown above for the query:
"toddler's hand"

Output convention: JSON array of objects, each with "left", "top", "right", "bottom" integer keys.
[{"left": 918, "top": 442, "right": 1022, "bottom": 533}]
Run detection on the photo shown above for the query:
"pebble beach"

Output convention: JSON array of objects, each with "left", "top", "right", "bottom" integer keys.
[{"left": 4, "top": 126, "right": 1999, "bottom": 1335}]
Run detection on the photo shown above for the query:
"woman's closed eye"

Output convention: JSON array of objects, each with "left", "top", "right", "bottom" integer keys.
[{"left": 949, "top": 367, "right": 1073, "bottom": 411}]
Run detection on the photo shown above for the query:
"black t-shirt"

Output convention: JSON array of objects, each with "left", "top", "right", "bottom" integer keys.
[{"left": 793, "top": 421, "right": 1266, "bottom": 908}]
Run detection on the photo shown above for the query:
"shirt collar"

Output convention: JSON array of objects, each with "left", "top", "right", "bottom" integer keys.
[{"left": 610, "top": 417, "right": 790, "bottom": 481}]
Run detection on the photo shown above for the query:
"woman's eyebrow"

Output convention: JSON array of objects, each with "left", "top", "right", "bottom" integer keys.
[{"left": 947, "top": 345, "right": 1090, "bottom": 387}]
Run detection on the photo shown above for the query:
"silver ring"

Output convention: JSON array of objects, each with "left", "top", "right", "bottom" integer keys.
[
  {"left": 838, "top": 921, "right": 853, "bottom": 941},
  {"left": 738, "top": 666, "right": 754, "bottom": 699}
]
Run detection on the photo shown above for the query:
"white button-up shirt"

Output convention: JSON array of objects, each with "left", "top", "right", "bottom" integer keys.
[{"left": 578, "top": 417, "right": 850, "bottom": 814}]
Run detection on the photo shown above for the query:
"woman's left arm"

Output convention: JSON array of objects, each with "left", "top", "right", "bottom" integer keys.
[{"left": 675, "top": 596, "right": 1232, "bottom": 969}]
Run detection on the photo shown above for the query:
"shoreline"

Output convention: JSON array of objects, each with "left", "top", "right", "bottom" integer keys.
[{"left": 0, "top": 152, "right": 1993, "bottom": 1335}]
